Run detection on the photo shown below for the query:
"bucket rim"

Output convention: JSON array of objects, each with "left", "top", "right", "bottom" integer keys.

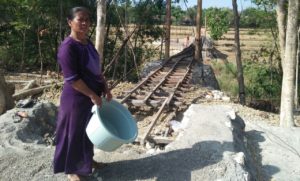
[{"left": 94, "top": 98, "right": 138, "bottom": 143}]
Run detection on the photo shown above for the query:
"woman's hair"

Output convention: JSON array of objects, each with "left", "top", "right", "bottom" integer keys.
[{"left": 67, "top": 7, "right": 91, "bottom": 21}]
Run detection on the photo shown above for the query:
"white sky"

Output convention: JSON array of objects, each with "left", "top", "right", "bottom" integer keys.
[{"left": 178, "top": 0, "right": 255, "bottom": 10}]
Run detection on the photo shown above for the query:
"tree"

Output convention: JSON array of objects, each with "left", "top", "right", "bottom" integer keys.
[
  {"left": 194, "top": 0, "right": 202, "bottom": 63},
  {"left": 280, "top": 0, "right": 299, "bottom": 127},
  {"left": 102, "top": 0, "right": 164, "bottom": 80},
  {"left": 171, "top": 5, "right": 184, "bottom": 25},
  {"left": 185, "top": 6, "right": 197, "bottom": 25},
  {"left": 205, "top": 8, "right": 231, "bottom": 40},
  {"left": 0, "top": 73, "right": 14, "bottom": 115},
  {"left": 165, "top": 0, "right": 171, "bottom": 59},
  {"left": 240, "top": 7, "right": 277, "bottom": 28},
  {"left": 295, "top": 27, "right": 300, "bottom": 109},
  {"left": 95, "top": 0, "right": 107, "bottom": 68},
  {"left": 232, "top": 0, "right": 246, "bottom": 105},
  {"left": 276, "top": 0, "right": 287, "bottom": 62}
]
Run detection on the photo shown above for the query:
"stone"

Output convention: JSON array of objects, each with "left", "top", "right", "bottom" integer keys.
[{"left": 191, "top": 63, "right": 220, "bottom": 90}]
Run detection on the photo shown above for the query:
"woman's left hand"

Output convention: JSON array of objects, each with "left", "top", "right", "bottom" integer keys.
[{"left": 105, "top": 91, "right": 113, "bottom": 102}]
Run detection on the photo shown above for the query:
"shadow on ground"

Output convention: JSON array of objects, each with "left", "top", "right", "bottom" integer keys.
[
  {"left": 246, "top": 129, "right": 280, "bottom": 181},
  {"left": 90, "top": 141, "right": 236, "bottom": 181},
  {"left": 210, "top": 47, "right": 228, "bottom": 60}
]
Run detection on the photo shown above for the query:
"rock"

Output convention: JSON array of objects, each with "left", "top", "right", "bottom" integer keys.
[
  {"left": 191, "top": 63, "right": 220, "bottom": 90},
  {"left": 140, "top": 60, "right": 163, "bottom": 78},
  {"left": 145, "top": 142, "right": 155, "bottom": 149},
  {"left": 226, "top": 110, "right": 236, "bottom": 120},
  {"left": 212, "top": 90, "right": 224, "bottom": 100},
  {"left": 205, "top": 94, "right": 213, "bottom": 99},
  {"left": 146, "top": 148, "right": 156, "bottom": 155},
  {"left": 234, "top": 152, "right": 245, "bottom": 166},
  {"left": 169, "top": 120, "right": 183, "bottom": 132},
  {"left": 222, "top": 96, "right": 231, "bottom": 102},
  {"left": 16, "top": 98, "right": 34, "bottom": 108}
]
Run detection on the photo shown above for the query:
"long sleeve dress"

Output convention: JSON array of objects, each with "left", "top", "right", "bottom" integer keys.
[{"left": 53, "top": 36, "right": 105, "bottom": 175}]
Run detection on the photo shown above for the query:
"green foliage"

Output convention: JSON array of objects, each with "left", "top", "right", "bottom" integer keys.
[
  {"left": 0, "top": 0, "right": 97, "bottom": 71},
  {"left": 240, "top": 7, "right": 277, "bottom": 28},
  {"left": 205, "top": 8, "right": 231, "bottom": 40},
  {"left": 211, "top": 60, "right": 282, "bottom": 103},
  {"left": 184, "top": 6, "right": 197, "bottom": 25},
  {"left": 103, "top": 0, "right": 164, "bottom": 81},
  {"left": 243, "top": 61, "right": 282, "bottom": 100},
  {"left": 211, "top": 61, "right": 239, "bottom": 97},
  {"left": 0, "top": 0, "right": 163, "bottom": 82},
  {"left": 171, "top": 5, "right": 185, "bottom": 25},
  {"left": 249, "top": 0, "right": 277, "bottom": 8}
]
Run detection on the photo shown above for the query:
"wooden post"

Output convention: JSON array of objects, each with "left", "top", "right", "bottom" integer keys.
[
  {"left": 0, "top": 73, "right": 14, "bottom": 114},
  {"left": 232, "top": 0, "right": 246, "bottom": 105},
  {"left": 95, "top": 0, "right": 107, "bottom": 68},
  {"left": 194, "top": 0, "right": 202, "bottom": 63},
  {"left": 165, "top": 0, "right": 171, "bottom": 59}
]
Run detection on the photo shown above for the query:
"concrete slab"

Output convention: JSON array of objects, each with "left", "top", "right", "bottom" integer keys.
[
  {"left": 93, "top": 104, "right": 249, "bottom": 181},
  {"left": 245, "top": 120, "right": 300, "bottom": 181}
]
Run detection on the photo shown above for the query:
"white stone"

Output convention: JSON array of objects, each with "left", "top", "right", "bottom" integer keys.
[
  {"left": 205, "top": 94, "right": 213, "bottom": 99},
  {"left": 145, "top": 142, "right": 154, "bottom": 149},
  {"left": 212, "top": 90, "right": 224, "bottom": 100},
  {"left": 146, "top": 148, "right": 156, "bottom": 155},
  {"left": 234, "top": 152, "right": 245, "bottom": 166},
  {"left": 169, "top": 120, "right": 183, "bottom": 132},
  {"left": 225, "top": 120, "right": 232, "bottom": 129},
  {"left": 226, "top": 110, "right": 236, "bottom": 120},
  {"left": 222, "top": 96, "right": 230, "bottom": 102}
]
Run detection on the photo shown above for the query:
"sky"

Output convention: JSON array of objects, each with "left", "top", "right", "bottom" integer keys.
[{"left": 178, "top": 0, "right": 255, "bottom": 10}]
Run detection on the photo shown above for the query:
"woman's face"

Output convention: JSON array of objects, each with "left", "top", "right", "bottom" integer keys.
[{"left": 68, "top": 11, "right": 90, "bottom": 35}]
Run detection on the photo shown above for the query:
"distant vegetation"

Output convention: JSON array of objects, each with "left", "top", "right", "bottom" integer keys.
[
  {"left": 0, "top": 0, "right": 165, "bottom": 81},
  {"left": 212, "top": 59, "right": 282, "bottom": 108},
  {"left": 0, "top": 0, "right": 285, "bottom": 106},
  {"left": 0, "top": 1, "right": 278, "bottom": 72}
]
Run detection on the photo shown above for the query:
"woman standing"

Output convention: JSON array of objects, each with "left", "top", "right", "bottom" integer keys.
[{"left": 53, "top": 7, "right": 112, "bottom": 181}]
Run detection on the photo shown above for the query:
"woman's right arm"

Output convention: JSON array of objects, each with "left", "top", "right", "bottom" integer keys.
[
  {"left": 58, "top": 43, "right": 102, "bottom": 106},
  {"left": 71, "top": 79, "right": 102, "bottom": 106}
]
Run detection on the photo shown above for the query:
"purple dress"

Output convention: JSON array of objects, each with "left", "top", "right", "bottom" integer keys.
[{"left": 53, "top": 36, "right": 105, "bottom": 175}]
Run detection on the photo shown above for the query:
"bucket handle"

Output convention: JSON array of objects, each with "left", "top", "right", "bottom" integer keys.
[
  {"left": 91, "top": 98, "right": 107, "bottom": 113},
  {"left": 91, "top": 105, "right": 98, "bottom": 113}
]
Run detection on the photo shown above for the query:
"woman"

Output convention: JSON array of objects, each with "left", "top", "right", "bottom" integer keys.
[{"left": 53, "top": 7, "right": 112, "bottom": 181}]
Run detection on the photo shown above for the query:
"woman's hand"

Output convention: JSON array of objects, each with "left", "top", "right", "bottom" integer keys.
[
  {"left": 105, "top": 91, "right": 113, "bottom": 102},
  {"left": 90, "top": 94, "right": 102, "bottom": 107}
]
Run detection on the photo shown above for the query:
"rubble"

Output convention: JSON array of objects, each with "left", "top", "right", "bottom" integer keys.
[{"left": 0, "top": 101, "right": 57, "bottom": 146}]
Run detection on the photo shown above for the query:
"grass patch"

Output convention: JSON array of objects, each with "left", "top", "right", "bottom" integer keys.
[
  {"left": 211, "top": 59, "right": 282, "bottom": 107},
  {"left": 211, "top": 60, "right": 239, "bottom": 97}
]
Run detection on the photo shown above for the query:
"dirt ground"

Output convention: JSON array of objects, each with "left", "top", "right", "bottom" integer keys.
[
  {"left": 1, "top": 92, "right": 300, "bottom": 180},
  {"left": 1, "top": 27, "right": 297, "bottom": 179}
]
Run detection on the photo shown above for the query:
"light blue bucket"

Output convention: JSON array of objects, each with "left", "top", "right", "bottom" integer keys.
[{"left": 86, "top": 99, "right": 138, "bottom": 152}]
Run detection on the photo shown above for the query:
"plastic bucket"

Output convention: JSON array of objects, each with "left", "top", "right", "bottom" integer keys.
[{"left": 86, "top": 99, "right": 138, "bottom": 152}]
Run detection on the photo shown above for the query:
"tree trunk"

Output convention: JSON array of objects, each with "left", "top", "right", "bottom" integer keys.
[
  {"left": 20, "top": 17, "right": 29, "bottom": 71},
  {"left": 280, "top": 0, "right": 299, "bottom": 127},
  {"left": 37, "top": 26, "right": 43, "bottom": 83},
  {"left": 0, "top": 73, "right": 14, "bottom": 114},
  {"left": 59, "top": 0, "right": 63, "bottom": 42},
  {"left": 165, "top": 0, "right": 171, "bottom": 59},
  {"left": 232, "top": 0, "right": 246, "bottom": 105},
  {"left": 276, "top": 0, "right": 287, "bottom": 62},
  {"left": 20, "top": 29, "right": 26, "bottom": 71},
  {"left": 95, "top": 0, "right": 107, "bottom": 69},
  {"left": 194, "top": 0, "right": 202, "bottom": 63},
  {"left": 124, "top": 45, "right": 127, "bottom": 80},
  {"left": 294, "top": 27, "right": 300, "bottom": 109}
]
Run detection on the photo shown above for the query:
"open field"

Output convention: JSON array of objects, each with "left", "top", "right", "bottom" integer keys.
[
  {"left": 106, "top": 25, "right": 273, "bottom": 63},
  {"left": 208, "top": 28, "right": 274, "bottom": 62}
]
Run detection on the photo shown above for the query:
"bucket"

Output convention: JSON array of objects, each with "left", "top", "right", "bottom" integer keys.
[{"left": 86, "top": 98, "right": 138, "bottom": 152}]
